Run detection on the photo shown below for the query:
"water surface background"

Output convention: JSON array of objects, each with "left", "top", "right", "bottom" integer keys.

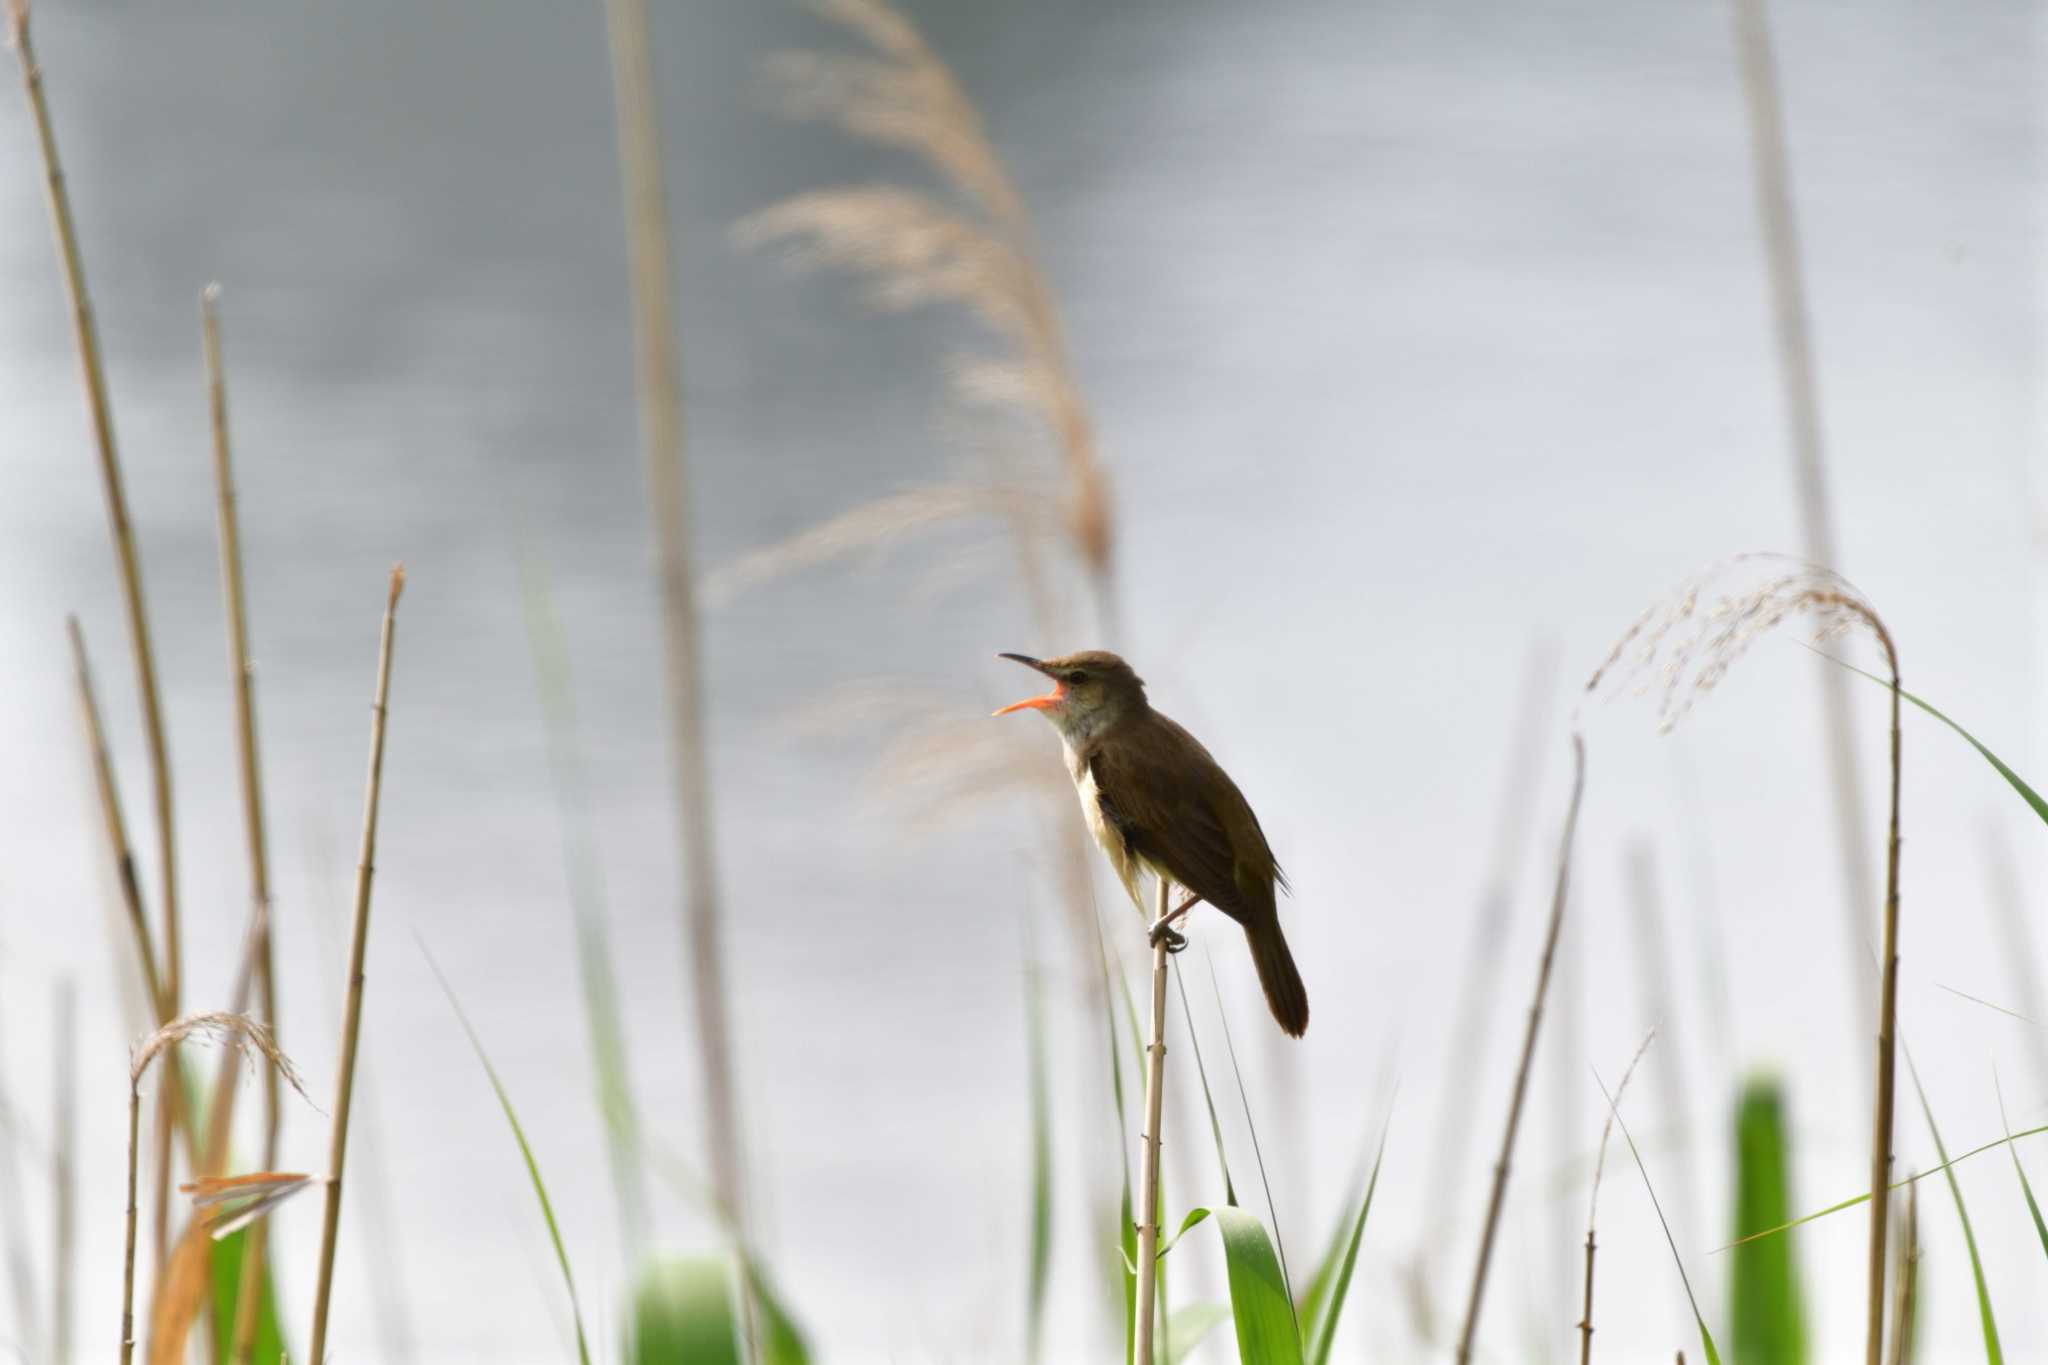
[{"left": 1, "top": 0, "right": 2043, "bottom": 1359}]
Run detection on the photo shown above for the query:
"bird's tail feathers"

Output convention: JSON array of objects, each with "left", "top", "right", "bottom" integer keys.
[{"left": 1247, "top": 917, "right": 1308, "bottom": 1038}]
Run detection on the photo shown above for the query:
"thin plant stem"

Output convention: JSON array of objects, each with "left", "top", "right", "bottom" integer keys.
[
  {"left": 1580, "top": 1030, "right": 1657, "bottom": 1365},
  {"left": 7, "top": 0, "right": 182, "bottom": 1265},
  {"left": 1729, "top": 0, "right": 1876, "bottom": 1086},
  {"left": 597, "top": 0, "right": 752, "bottom": 1281},
  {"left": 1132, "top": 874, "right": 1171, "bottom": 1365},
  {"left": 53, "top": 978, "right": 75, "bottom": 1365},
  {"left": 1884, "top": 1179, "right": 1917, "bottom": 1365},
  {"left": 306, "top": 567, "right": 405, "bottom": 1365},
  {"left": 1455, "top": 733, "right": 1586, "bottom": 1365},
  {"left": 202, "top": 285, "right": 283, "bottom": 1364},
  {"left": 1862, "top": 631, "right": 1903, "bottom": 1365}
]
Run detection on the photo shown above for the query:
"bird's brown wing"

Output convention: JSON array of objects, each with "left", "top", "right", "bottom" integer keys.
[{"left": 1089, "top": 711, "right": 1278, "bottom": 927}]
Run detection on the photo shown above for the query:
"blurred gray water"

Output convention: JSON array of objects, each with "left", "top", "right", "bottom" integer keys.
[{"left": 1, "top": 0, "right": 2043, "bottom": 1360}]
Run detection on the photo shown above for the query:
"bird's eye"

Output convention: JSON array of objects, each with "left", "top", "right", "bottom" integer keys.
[{"left": 1067, "top": 671, "right": 1088, "bottom": 685}]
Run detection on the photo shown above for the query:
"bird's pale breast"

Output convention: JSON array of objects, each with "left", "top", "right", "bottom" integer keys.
[{"left": 1068, "top": 739, "right": 1150, "bottom": 912}]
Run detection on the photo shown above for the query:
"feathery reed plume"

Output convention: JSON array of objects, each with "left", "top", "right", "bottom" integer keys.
[
  {"left": 8, "top": 0, "right": 184, "bottom": 1265},
  {"left": 53, "top": 979, "right": 75, "bottom": 1365},
  {"left": 1885, "top": 1179, "right": 1917, "bottom": 1365},
  {"left": 1581, "top": 1030, "right": 1657, "bottom": 1365},
  {"left": 120, "top": 1014, "right": 304, "bottom": 1365},
  {"left": 1728, "top": 0, "right": 1876, "bottom": 1067},
  {"left": 1588, "top": 555, "right": 1902, "bottom": 1365},
  {"left": 200, "top": 283, "right": 285, "bottom": 1365},
  {"left": 1412, "top": 639, "right": 1559, "bottom": 1341},
  {"left": 1133, "top": 875, "right": 1171, "bottom": 1365},
  {"left": 735, "top": 0, "right": 1119, "bottom": 640},
  {"left": 598, "top": 0, "right": 753, "bottom": 1277},
  {"left": 1454, "top": 732, "right": 1586, "bottom": 1365},
  {"left": 306, "top": 566, "right": 405, "bottom": 1365}
]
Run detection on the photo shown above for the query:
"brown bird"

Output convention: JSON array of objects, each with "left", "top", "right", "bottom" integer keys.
[{"left": 994, "top": 650, "right": 1308, "bottom": 1036}]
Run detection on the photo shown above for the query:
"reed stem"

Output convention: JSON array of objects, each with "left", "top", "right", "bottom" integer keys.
[
  {"left": 1863, "top": 636, "right": 1904, "bottom": 1365},
  {"left": 1455, "top": 733, "right": 1586, "bottom": 1365},
  {"left": 10, "top": 0, "right": 184, "bottom": 1271},
  {"left": 201, "top": 285, "right": 283, "bottom": 1364},
  {"left": 1132, "top": 875, "right": 1171, "bottom": 1365},
  {"left": 598, "top": 0, "right": 751, "bottom": 1261},
  {"left": 1884, "top": 1178, "right": 1917, "bottom": 1365},
  {"left": 306, "top": 567, "right": 405, "bottom": 1365}
]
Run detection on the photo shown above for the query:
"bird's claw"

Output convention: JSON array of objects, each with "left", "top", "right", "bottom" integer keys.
[{"left": 1148, "top": 918, "right": 1187, "bottom": 954}]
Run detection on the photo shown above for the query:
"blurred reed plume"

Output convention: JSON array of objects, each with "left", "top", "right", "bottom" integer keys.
[
  {"left": 733, "top": 0, "right": 1119, "bottom": 641},
  {"left": 1587, "top": 553, "right": 1902, "bottom": 1365}
]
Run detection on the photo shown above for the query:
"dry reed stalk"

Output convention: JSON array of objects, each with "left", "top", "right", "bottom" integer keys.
[
  {"left": 1412, "top": 640, "right": 1559, "bottom": 1340},
  {"left": 0, "top": 1026, "right": 39, "bottom": 1362},
  {"left": 120, "top": 1013, "right": 304, "bottom": 1365},
  {"left": 1884, "top": 1178, "right": 1917, "bottom": 1365},
  {"left": 306, "top": 566, "right": 405, "bottom": 1365},
  {"left": 1579, "top": 1030, "right": 1656, "bottom": 1365},
  {"left": 736, "top": 0, "right": 1119, "bottom": 639},
  {"left": 200, "top": 285, "right": 284, "bottom": 1365},
  {"left": 598, "top": 0, "right": 753, "bottom": 1272},
  {"left": 7, "top": 0, "right": 185, "bottom": 1264},
  {"left": 1586, "top": 555, "right": 1902, "bottom": 1365},
  {"left": 1729, "top": 0, "right": 1876, "bottom": 1077},
  {"left": 1132, "top": 875, "right": 1172, "bottom": 1365},
  {"left": 1454, "top": 733, "right": 1586, "bottom": 1365},
  {"left": 53, "top": 979, "right": 75, "bottom": 1365}
]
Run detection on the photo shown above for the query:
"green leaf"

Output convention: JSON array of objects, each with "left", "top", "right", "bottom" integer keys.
[
  {"left": 1164, "top": 1303, "right": 1231, "bottom": 1365},
  {"left": 426, "top": 946, "right": 593, "bottom": 1365},
  {"left": 1207, "top": 1205, "right": 1305, "bottom": 1365},
  {"left": 1906, "top": 1048, "right": 2002, "bottom": 1362},
  {"left": 1307, "top": 1118, "right": 1391, "bottom": 1365},
  {"left": 1596, "top": 1071, "right": 1722, "bottom": 1365},
  {"left": 1025, "top": 965, "right": 1053, "bottom": 1364},
  {"left": 1729, "top": 1078, "right": 1806, "bottom": 1365},
  {"left": 1156, "top": 1206, "right": 1213, "bottom": 1259},
  {"left": 1995, "top": 1076, "right": 2048, "bottom": 1261},
  {"left": 208, "top": 1229, "right": 284, "bottom": 1365},
  {"left": 631, "top": 1256, "right": 741, "bottom": 1365},
  {"left": 1829, "top": 656, "right": 2048, "bottom": 826}
]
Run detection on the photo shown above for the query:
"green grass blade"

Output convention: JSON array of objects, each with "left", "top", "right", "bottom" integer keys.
[
  {"left": 1717, "top": 1119, "right": 2048, "bottom": 1251},
  {"left": 1596, "top": 1071, "right": 1721, "bottom": 1365},
  {"left": 208, "top": 1229, "right": 283, "bottom": 1365},
  {"left": 1729, "top": 1078, "right": 1806, "bottom": 1365},
  {"left": 1307, "top": 1117, "right": 1391, "bottom": 1365},
  {"left": 1164, "top": 1303, "right": 1230, "bottom": 1365},
  {"left": 1025, "top": 963, "right": 1053, "bottom": 1364},
  {"left": 1211, "top": 1205, "right": 1306, "bottom": 1365},
  {"left": 1904, "top": 1047, "right": 2002, "bottom": 1362},
  {"left": 426, "top": 945, "right": 592, "bottom": 1365},
  {"left": 1090, "top": 906, "right": 1137, "bottom": 1359},
  {"left": 741, "top": 1258, "right": 810, "bottom": 1365},
  {"left": 1206, "top": 956, "right": 1300, "bottom": 1345},
  {"left": 1828, "top": 655, "right": 2048, "bottom": 825},
  {"left": 1172, "top": 960, "right": 1237, "bottom": 1207},
  {"left": 631, "top": 1256, "right": 741, "bottom": 1365},
  {"left": 1994, "top": 1075, "right": 2048, "bottom": 1260}
]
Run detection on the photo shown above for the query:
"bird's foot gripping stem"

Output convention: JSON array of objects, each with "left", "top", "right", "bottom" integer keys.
[{"left": 1147, "top": 892, "right": 1202, "bottom": 955}]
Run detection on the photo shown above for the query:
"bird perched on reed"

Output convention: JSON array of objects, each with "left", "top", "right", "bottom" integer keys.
[{"left": 994, "top": 651, "right": 1307, "bottom": 1036}]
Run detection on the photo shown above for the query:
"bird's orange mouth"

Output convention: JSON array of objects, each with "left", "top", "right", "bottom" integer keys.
[{"left": 993, "top": 683, "right": 1063, "bottom": 717}]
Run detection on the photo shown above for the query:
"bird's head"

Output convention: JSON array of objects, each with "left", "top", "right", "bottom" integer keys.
[{"left": 993, "top": 650, "right": 1146, "bottom": 741}]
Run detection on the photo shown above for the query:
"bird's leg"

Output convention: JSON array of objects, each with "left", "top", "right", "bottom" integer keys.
[{"left": 1147, "top": 890, "right": 1202, "bottom": 954}]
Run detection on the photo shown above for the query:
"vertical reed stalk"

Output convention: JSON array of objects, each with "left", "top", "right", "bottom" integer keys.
[
  {"left": 121, "top": 1058, "right": 143, "bottom": 1365},
  {"left": 1455, "top": 734, "right": 1586, "bottom": 1365},
  {"left": 1884, "top": 1179, "right": 1917, "bottom": 1365},
  {"left": 306, "top": 567, "right": 405, "bottom": 1365},
  {"left": 201, "top": 285, "right": 283, "bottom": 1365},
  {"left": 53, "top": 979, "right": 75, "bottom": 1365},
  {"left": 1729, "top": 0, "right": 1876, "bottom": 1072},
  {"left": 1132, "top": 875, "right": 1171, "bottom": 1365},
  {"left": 9, "top": 0, "right": 184, "bottom": 1269},
  {"left": 599, "top": 0, "right": 751, "bottom": 1280},
  {"left": 1862, "top": 639, "right": 1903, "bottom": 1365},
  {"left": 1579, "top": 1030, "right": 1656, "bottom": 1365}
]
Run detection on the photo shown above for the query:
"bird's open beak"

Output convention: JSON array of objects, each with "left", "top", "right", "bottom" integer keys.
[{"left": 993, "top": 652, "right": 1062, "bottom": 716}]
